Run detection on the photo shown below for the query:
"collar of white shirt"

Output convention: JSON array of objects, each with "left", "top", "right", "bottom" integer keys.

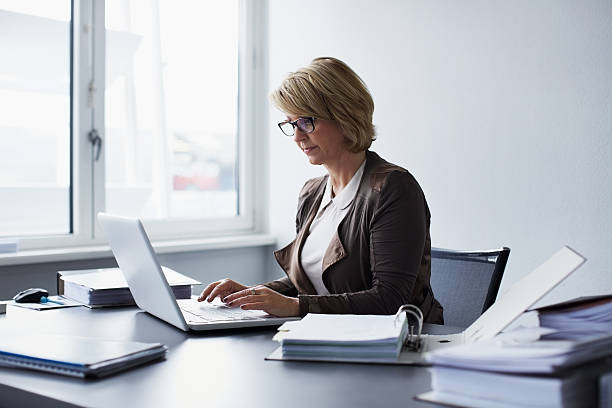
[{"left": 319, "top": 159, "right": 367, "bottom": 214}]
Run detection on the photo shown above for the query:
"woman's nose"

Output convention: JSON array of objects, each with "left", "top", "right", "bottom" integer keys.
[{"left": 293, "top": 128, "right": 306, "bottom": 142}]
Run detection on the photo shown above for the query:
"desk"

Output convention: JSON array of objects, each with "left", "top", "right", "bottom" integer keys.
[{"left": 0, "top": 306, "right": 457, "bottom": 408}]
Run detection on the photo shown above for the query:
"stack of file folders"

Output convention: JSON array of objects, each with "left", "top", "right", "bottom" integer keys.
[
  {"left": 418, "top": 295, "right": 612, "bottom": 408},
  {"left": 276, "top": 312, "right": 408, "bottom": 361},
  {"left": 420, "top": 358, "right": 611, "bottom": 408},
  {"left": 535, "top": 294, "right": 612, "bottom": 339},
  {"left": 58, "top": 267, "right": 200, "bottom": 307}
]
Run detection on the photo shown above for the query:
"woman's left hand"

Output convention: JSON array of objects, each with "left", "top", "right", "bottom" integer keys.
[{"left": 222, "top": 286, "right": 299, "bottom": 317}]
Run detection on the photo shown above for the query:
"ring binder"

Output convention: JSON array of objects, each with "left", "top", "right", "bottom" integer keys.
[{"left": 395, "top": 304, "right": 424, "bottom": 352}]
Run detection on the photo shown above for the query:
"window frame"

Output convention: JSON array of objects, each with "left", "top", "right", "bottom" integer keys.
[{"left": 14, "top": 0, "right": 267, "bottom": 251}]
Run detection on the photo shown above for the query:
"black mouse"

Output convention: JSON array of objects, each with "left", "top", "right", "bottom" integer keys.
[{"left": 13, "top": 288, "right": 49, "bottom": 303}]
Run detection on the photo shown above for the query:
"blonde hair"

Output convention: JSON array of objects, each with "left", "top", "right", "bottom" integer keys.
[{"left": 270, "top": 57, "right": 376, "bottom": 152}]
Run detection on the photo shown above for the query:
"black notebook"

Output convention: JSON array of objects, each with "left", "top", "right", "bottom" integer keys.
[{"left": 0, "top": 334, "right": 167, "bottom": 378}]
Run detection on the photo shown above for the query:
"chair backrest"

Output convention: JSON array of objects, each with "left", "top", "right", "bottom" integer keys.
[{"left": 430, "top": 247, "right": 510, "bottom": 328}]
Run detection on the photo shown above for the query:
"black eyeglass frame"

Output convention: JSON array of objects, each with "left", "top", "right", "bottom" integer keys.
[{"left": 278, "top": 117, "right": 316, "bottom": 137}]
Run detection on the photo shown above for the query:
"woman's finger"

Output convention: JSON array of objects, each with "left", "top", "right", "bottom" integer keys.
[
  {"left": 205, "top": 280, "right": 235, "bottom": 302},
  {"left": 197, "top": 281, "right": 221, "bottom": 301},
  {"left": 226, "top": 294, "right": 262, "bottom": 307},
  {"left": 223, "top": 287, "right": 253, "bottom": 303}
]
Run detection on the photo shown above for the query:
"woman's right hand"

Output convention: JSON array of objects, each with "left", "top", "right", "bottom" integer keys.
[{"left": 197, "top": 278, "right": 248, "bottom": 303}]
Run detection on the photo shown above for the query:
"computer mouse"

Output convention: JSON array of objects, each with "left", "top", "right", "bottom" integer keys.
[{"left": 13, "top": 288, "right": 49, "bottom": 303}]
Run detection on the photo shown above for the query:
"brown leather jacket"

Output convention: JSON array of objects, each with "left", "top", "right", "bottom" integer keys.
[{"left": 264, "top": 151, "right": 444, "bottom": 324}]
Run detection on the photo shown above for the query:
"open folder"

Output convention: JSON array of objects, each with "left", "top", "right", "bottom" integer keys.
[
  {"left": 272, "top": 310, "right": 411, "bottom": 361},
  {"left": 0, "top": 334, "right": 167, "bottom": 378},
  {"left": 267, "top": 305, "right": 428, "bottom": 364},
  {"left": 266, "top": 246, "right": 586, "bottom": 365}
]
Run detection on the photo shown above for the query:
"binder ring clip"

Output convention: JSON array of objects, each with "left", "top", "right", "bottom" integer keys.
[{"left": 394, "top": 305, "right": 424, "bottom": 351}]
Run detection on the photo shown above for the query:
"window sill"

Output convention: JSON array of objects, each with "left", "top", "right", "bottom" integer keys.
[{"left": 0, "top": 233, "right": 277, "bottom": 267}]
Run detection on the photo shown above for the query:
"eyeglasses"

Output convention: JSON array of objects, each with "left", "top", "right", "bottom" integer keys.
[{"left": 278, "top": 117, "right": 316, "bottom": 137}]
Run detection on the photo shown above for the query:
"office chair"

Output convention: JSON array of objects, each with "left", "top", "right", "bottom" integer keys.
[{"left": 430, "top": 247, "right": 510, "bottom": 328}]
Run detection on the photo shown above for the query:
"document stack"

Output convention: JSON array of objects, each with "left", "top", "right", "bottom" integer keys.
[
  {"left": 536, "top": 294, "right": 612, "bottom": 340},
  {"left": 418, "top": 295, "right": 612, "bottom": 408},
  {"left": 420, "top": 361, "right": 608, "bottom": 408},
  {"left": 58, "top": 267, "right": 200, "bottom": 307},
  {"left": 276, "top": 312, "right": 409, "bottom": 361}
]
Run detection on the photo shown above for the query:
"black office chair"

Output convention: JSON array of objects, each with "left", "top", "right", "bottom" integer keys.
[{"left": 430, "top": 247, "right": 510, "bottom": 328}]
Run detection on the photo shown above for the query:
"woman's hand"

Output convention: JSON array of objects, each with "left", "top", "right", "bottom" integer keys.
[
  {"left": 222, "top": 285, "right": 300, "bottom": 317},
  {"left": 197, "top": 278, "right": 248, "bottom": 303}
]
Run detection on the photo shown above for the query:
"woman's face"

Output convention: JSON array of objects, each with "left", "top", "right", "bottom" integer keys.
[{"left": 290, "top": 116, "right": 347, "bottom": 166}]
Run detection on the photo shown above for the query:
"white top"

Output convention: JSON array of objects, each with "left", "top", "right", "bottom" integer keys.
[{"left": 300, "top": 160, "right": 366, "bottom": 295}]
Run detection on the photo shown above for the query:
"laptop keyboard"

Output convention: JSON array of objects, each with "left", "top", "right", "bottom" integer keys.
[{"left": 178, "top": 299, "right": 267, "bottom": 323}]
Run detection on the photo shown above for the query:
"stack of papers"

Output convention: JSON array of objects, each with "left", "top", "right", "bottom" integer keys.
[
  {"left": 60, "top": 267, "right": 200, "bottom": 307},
  {"left": 278, "top": 313, "right": 407, "bottom": 360},
  {"left": 536, "top": 295, "right": 612, "bottom": 339},
  {"left": 426, "top": 331, "right": 612, "bottom": 373},
  {"left": 0, "top": 333, "right": 167, "bottom": 378}
]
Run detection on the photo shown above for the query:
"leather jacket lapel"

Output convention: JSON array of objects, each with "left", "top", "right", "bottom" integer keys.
[
  {"left": 322, "top": 229, "right": 347, "bottom": 273},
  {"left": 274, "top": 238, "right": 317, "bottom": 295}
]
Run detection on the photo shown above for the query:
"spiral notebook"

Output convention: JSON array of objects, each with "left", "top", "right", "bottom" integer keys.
[{"left": 0, "top": 334, "right": 167, "bottom": 378}]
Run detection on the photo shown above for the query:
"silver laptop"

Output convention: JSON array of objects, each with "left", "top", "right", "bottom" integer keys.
[{"left": 97, "top": 212, "right": 299, "bottom": 331}]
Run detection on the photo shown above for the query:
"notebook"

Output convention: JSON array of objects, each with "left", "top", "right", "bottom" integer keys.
[
  {"left": 0, "top": 333, "right": 167, "bottom": 378},
  {"left": 97, "top": 212, "right": 299, "bottom": 331},
  {"left": 266, "top": 246, "right": 586, "bottom": 364}
]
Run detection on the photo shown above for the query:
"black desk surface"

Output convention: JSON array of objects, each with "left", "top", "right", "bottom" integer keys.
[{"left": 0, "top": 305, "right": 457, "bottom": 408}]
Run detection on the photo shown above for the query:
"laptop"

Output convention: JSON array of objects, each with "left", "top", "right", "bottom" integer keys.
[
  {"left": 267, "top": 246, "right": 586, "bottom": 364},
  {"left": 97, "top": 212, "right": 299, "bottom": 331}
]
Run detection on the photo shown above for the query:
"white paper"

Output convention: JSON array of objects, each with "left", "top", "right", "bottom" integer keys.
[
  {"left": 10, "top": 296, "right": 84, "bottom": 311},
  {"left": 61, "top": 266, "right": 200, "bottom": 289},
  {"left": 426, "top": 331, "right": 612, "bottom": 373},
  {"left": 281, "top": 313, "right": 404, "bottom": 343}
]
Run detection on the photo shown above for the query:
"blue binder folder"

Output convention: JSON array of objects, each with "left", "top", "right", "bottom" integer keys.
[{"left": 0, "top": 334, "right": 167, "bottom": 378}]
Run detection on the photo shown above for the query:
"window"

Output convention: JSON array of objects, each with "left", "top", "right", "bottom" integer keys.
[
  {"left": 0, "top": 1, "right": 72, "bottom": 237},
  {"left": 105, "top": 0, "right": 238, "bottom": 221},
  {"left": 0, "top": 0, "right": 264, "bottom": 250}
]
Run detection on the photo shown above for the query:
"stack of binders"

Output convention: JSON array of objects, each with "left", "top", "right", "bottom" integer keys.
[
  {"left": 536, "top": 294, "right": 612, "bottom": 339},
  {"left": 421, "top": 360, "right": 610, "bottom": 408},
  {"left": 418, "top": 295, "right": 612, "bottom": 408}
]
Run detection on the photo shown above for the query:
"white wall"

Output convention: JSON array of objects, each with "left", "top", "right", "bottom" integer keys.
[{"left": 267, "top": 0, "right": 612, "bottom": 305}]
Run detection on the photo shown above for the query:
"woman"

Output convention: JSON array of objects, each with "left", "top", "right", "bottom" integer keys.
[{"left": 198, "top": 57, "right": 444, "bottom": 323}]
